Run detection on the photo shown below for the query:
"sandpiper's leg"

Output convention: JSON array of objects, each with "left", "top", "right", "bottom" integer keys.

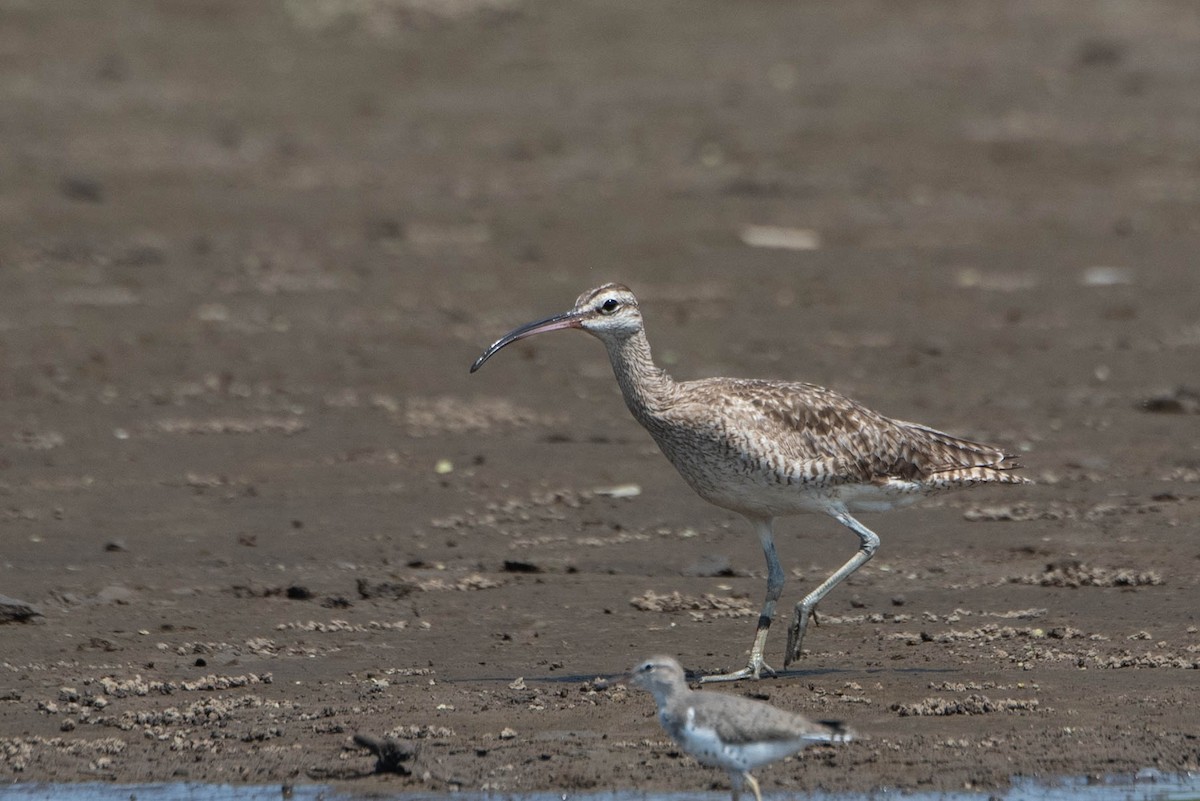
[
  {"left": 784, "top": 510, "right": 879, "bottom": 666},
  {"left": 701, "top": 517, "right": 782, "bottom": 683},
  {"left": 743, "top": 772, "right": 763, "bottom": 801}
]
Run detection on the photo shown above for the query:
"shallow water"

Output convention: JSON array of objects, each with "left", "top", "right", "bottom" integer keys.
[{"left": 2, "top": 772, "right": 1198, "bottom": 801}]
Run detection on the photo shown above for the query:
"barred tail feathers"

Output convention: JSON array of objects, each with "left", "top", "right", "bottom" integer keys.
[{"left": 900, "top": 421, "right": 1031, "bottom": 484}]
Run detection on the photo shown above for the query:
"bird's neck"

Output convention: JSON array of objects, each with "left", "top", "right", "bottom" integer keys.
[
  {"left": 648, "top": 682, "right": 691, "bottom": 713},
  {"left": 603, "top": 330, "right": 677, "bottom": 422}
]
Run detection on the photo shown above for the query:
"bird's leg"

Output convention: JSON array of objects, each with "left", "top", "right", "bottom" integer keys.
[
  {"left": 729, "top": 772, "right": 743, "bottom": 801},
  {"left": 700, "top": 517, "right": 782, "bottom": 683},
  {"left": 784, "top": 510, "right": 879, "bottom": 666},
  {"left": 744, "top": 772, "right": 763, "bottom": 801}
]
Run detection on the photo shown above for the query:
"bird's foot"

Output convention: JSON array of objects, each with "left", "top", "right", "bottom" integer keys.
[
  {"left": 698, "top": 657, "right": 777, "bottom": 684},
  {"left": 744, "top": 773, "right": 764, "bottom": 801},
  {"left": 783, "top": 608, "right": 810, "bottom": 668},
  {"left": 783, "top": 638, "right": 802, "bottom": 668}
]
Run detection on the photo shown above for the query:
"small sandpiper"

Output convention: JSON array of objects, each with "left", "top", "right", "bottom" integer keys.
[{"left": 628, "top": 654, "right": 852, "bottom": 801}]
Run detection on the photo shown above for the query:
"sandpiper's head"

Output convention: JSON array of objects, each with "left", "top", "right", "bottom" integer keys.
[
  {"left": 469, "top": 283, "right": 642, "bottom": 373},
  {"left": 628, "top": 654, "right": 688, "bottom": 700}
]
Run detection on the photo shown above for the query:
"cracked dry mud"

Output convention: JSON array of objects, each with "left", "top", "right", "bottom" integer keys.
[{"left": 1, "top": 1, "right": 1199, "bottom": 795}]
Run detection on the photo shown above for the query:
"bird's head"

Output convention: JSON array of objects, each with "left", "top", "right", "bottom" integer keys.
[
  {"left": 469, "top": 283, "right": 642, "bottom": 373},
  {"left": 627, "top": 654, "right": 688, "bottom": 698}
]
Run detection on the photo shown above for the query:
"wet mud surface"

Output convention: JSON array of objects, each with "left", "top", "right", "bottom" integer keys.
[{"left": 1, "top": 1, "right": 1198, "bottom": 795}]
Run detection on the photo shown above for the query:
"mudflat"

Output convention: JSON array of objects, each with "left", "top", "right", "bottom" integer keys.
[{"left": 1, "top": 1, "right": 1197, "bottom": 795}]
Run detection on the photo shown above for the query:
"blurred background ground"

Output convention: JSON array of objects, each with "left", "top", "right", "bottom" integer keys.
[{"left": 0, "top": 0, "right": 1198, "bottom": 794}]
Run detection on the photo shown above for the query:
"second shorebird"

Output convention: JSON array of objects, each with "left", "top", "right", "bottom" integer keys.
[
  {"left": 628, "top": 654, "right": 851, "bottom": 801},
  {"left": 471, "top": 283, "right": 1028, "bottom": 681}
]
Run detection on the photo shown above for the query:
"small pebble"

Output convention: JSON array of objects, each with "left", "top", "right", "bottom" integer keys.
[
  {"left": 594, "top": 483, "right": 641, "bottom": 498},
  {"left": 96, "top": 585, "right": 135, "bottom": 605},
  {"left": 739, "top": 224, "right": 821, "bottom": 251},
  {"left": 60, "top": 176, "right": 104, "bottom": 203},
  {"left": 1080, "top": 266, "right": 1133, "bottom": 286}
]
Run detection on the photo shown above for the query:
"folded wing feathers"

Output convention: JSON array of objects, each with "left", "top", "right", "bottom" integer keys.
[
  {"left": 706, "top": 380, "right": 1027, "bottom": 485},
  {"left": 899, "top": 422, "right": 1025, "bottom": 475},
  {"left": 696, "top": 694, "right": 846, "bottom": 746}
]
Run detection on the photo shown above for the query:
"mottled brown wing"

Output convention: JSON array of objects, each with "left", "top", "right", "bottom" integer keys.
[{"left": 685, "top": 378, "right": 1019, "bottom": 484}]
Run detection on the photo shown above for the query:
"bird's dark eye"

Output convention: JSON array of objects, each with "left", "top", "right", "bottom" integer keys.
[{"left": 599, "top": 298, "right": 620, "bottom": 314}]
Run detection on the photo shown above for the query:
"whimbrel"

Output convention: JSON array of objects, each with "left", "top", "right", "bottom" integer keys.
[
  {"left": 471, "top": 283, "right": 1028, "bottom": 681},
  {"left": 628, "top": 654, "right": 852, "bottom": 801}
]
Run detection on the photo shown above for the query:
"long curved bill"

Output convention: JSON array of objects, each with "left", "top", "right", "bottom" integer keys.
[{"left": 469, "top": 309, "right": 584, "bottom": 373}]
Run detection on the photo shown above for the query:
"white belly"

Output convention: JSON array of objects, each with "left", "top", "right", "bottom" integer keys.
[
  {"left": 692, "top": 473, "right": 928, "bottom": 518},
  {"left": 673, "top": 706, "right": 811, "bottom": 772}
]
